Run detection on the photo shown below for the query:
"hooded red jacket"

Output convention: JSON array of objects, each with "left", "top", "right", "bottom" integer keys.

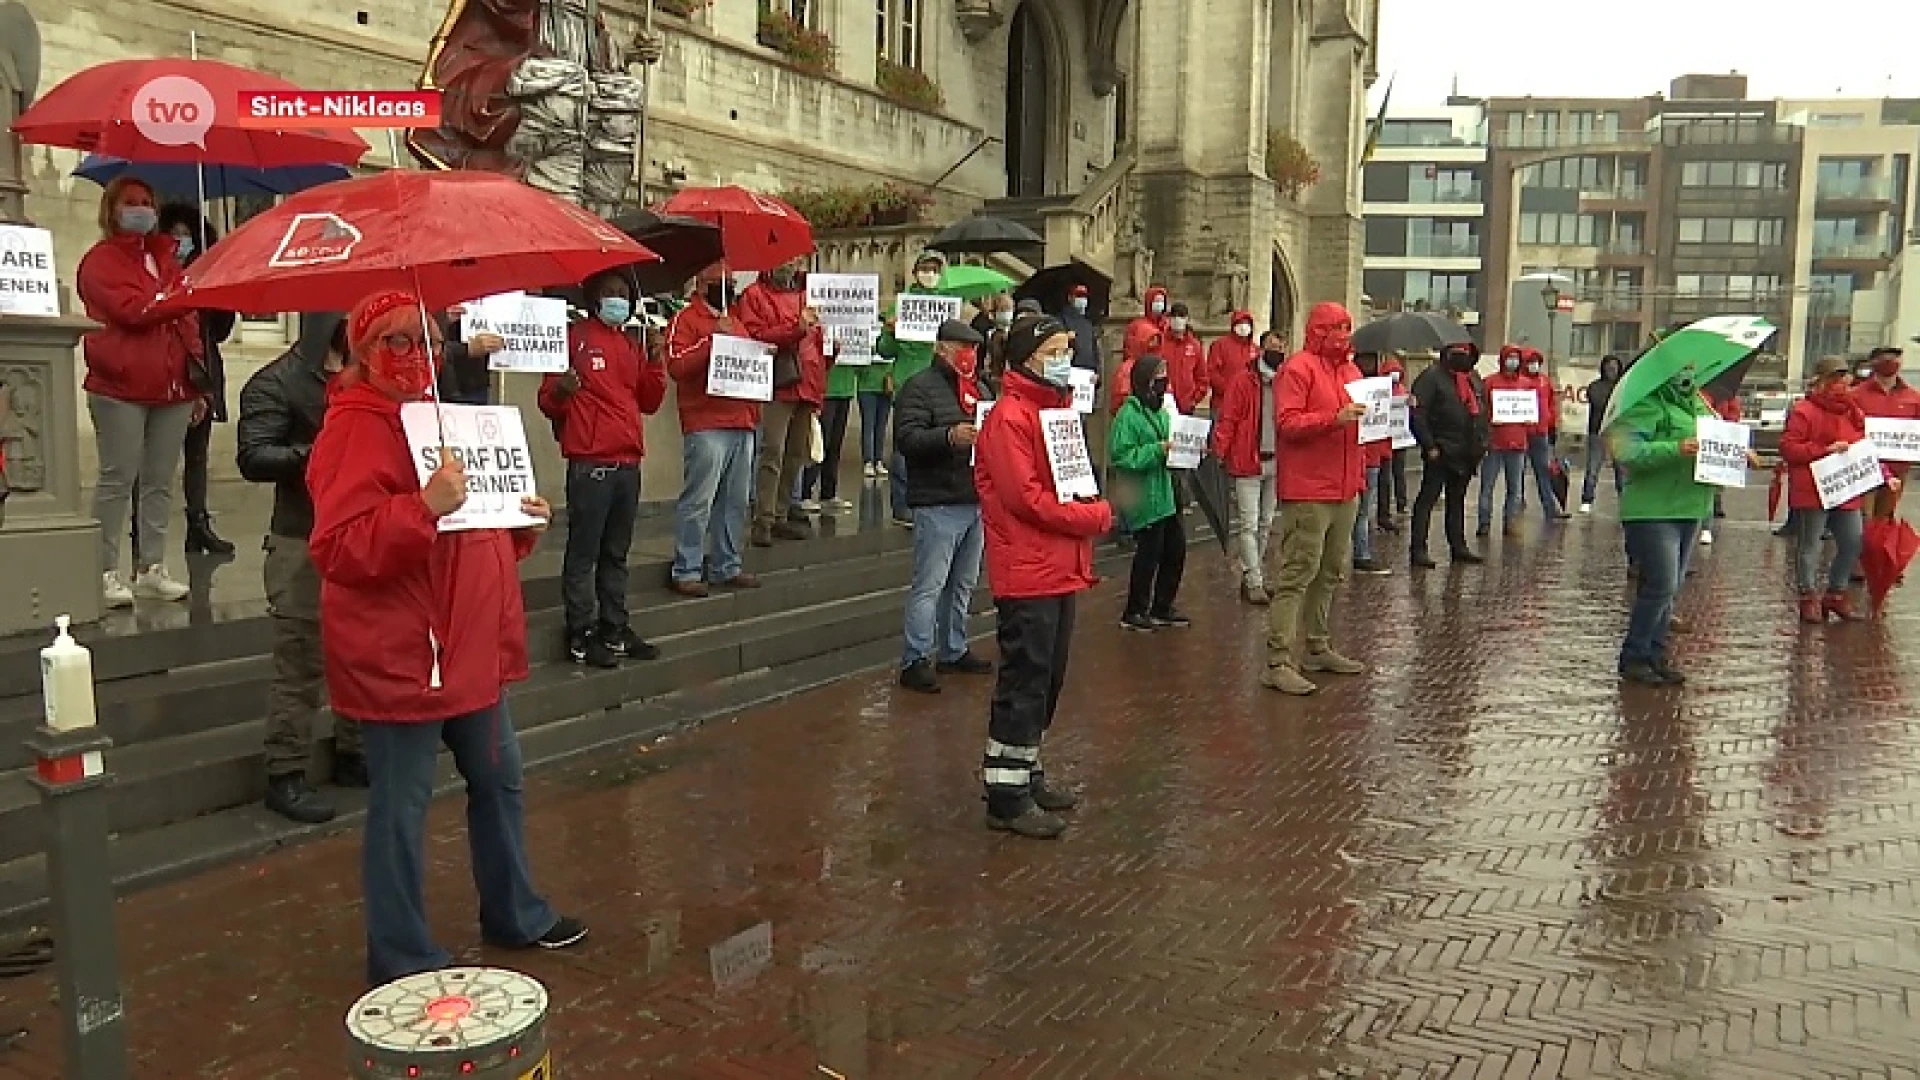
[
  {"left": 1212, "top": 358, "right": 1269, "bottom": 478},
  {"left": 74, "top": 232, "right": 203, "bottom": 406},
  {"left": 537, "top": 318, "right": 667, "bottom": 463},
  {"left": 666, "top": 295, "right": 762, "bottom": 434},
  {"left": 1161, "top": 326, "right": 1207, "bottom": 413},
  {"left": 1519, "top": 348, "right": 1558, "bottom": 438},
  {"left": 1207, "top": 313, "right": 1260, "bottom": 404},
  {"left": 307, "top": 380, "right": 539, "bottom": 723},
  {"left": 1122, "top": 286, "right": 1169, "bottom": 365},
  {"left": 1274, "top": 302, "right": 1366, "bottom": 502},
  {"left": 1484, "top": 348, "right": 1534, "bottom": 452},
  {"left": 1780, "top": 390, "right": 1877, "bottom": 511},
  {"left": 975, "top": 367, "right": 1113, "bottom": 599},
  {"left": 735, "top": 275, "right": 830, "bottom": 408}
]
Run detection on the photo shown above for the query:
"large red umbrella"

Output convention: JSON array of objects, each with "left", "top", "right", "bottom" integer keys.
[
  {"left": 658, "top": 186, "right": 813, "bottom": 272},
  {"left": 154, "top": 171, "right": 657, "bottom": 314},
  {"left": 1768, "top": 462, "right": 1786, "bottom": 521},
  {"left": 10, "top": 58, "right": 367, "bottom": 167},
  {"left": 1862, "top": 516, "right": 1920, "bottom": 616}
]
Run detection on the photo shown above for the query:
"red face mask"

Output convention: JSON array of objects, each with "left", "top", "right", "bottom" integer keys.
[
  {"left": 367, "top": 333, "right": 435, "bottom": 400},
  {"left": 949, "top": 345, "right": 979, "bottom": 379},
  {"left": 1318, "top": 325, "right": 1352, "bottom": 359}
]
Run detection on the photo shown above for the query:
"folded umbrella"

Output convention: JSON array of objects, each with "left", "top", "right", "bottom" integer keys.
[
  {"left": 1190, "top": 455, "right": 1233, "bottom": 555},
  {"left": 1861, "top": 516, "right": 1920, "bottom": 616},
  {"left": 73, "top": 154, "right": 351, "bottom": 198},
  {"left": 1768, "top": 463, "right": 1785, "bottom": 521},
  {"left": 928, "top": 215, "right": 1043, "bottom": 255},
  {"left": 658, "top": 185, "right": 813, "bottom": 273},
  {"left": 1350, "top": 311, "right": 1471, "bottom": 355},
  {"left": 937, "top": 264, "right": 1016, "bottom": 302}
]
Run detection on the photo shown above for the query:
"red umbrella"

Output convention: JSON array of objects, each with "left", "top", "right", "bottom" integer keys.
[
  {"left": 1768, "top": 462, "right": 1786, "bottom": 521},
  {"left": 154, "top": 171, "right": 657, "bottom": 314},
  {"left": 1861, "top": 517, "right": 1920, "bottom": 616},
  {"left": 658, "top": 186, "right": 813, "bottom": 272},
  {"left": 10, "top": 58, "right": 368, "bottom": 167}
]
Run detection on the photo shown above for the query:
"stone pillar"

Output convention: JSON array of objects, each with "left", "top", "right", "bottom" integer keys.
[
  {"left": 0, "top": 315, "right": 103, "bottom": 633},
  {"left": 1299, "top": 0, "right": 1368, "bottom": 310}
]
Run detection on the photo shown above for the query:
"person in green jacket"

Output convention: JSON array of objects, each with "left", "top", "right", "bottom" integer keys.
[
  {"left": 1109, "top": 354, "right": 1189, "bottom": 632},
  {"left": 875, "top": 249, "right": 950, "bottom": 525},
  {"left": 800, "top": 357, "right": 861, "bottom": 512}
]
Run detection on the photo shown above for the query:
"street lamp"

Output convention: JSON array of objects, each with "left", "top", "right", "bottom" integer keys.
[{"left": 1540, "top": 283, "right": 1563, "bottom": 367}]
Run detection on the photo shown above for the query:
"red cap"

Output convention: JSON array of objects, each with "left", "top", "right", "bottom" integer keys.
[{"left": 1070, "top": 284, "right": 1090, "bottom": 298}]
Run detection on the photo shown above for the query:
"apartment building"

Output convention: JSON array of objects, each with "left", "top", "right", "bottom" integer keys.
[{"left": 1360, "top": 104, "right": 1489, "bottom": 330}]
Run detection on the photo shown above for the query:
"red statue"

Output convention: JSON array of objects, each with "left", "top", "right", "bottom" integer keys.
[{"left": 410, "top": 0, "right": 543, "bottom": 175}]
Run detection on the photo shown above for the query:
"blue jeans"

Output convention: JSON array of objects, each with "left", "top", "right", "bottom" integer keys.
[
  {"left": 361, "top": 700, "right": 555, "bottom": 984},
  {"left": 901, "top": 504, "right": 985, "bottom": 667},
  {"left": 1526, "top": 435, "right": 1560, "bottom": 516},
  {"left": 890, "top": 452, "right": 911, "bottom": 522},
  {"left": 1477, "top": 449, "right": 1526, "bottom": 527},
  {"left": 1796, "top": 507, "right": 1864, "bottom": 593},
  {"left": 857, "top": 391, "right": 892, "bottom": 465},
  {"left": 1580, "top": 437, "right": 1623, "bottom": 504},
  {"left": 672, "top": 428, "right": 755, "bottom": 584},
  {"left": 1620, "top": 520, "right": 1698, "bottom": 669},
  {"left": 1352, "top": 465, "right": 1380, "bottom": 561}
]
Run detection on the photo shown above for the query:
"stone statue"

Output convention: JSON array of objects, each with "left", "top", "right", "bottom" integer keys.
[
  {"left": 1120, "top": 216, "right": 1154, "bottom": 302},
  {"left": 0, "top": 2, "right": 37, "bottom": 226},
  {"left": 0, "top": 368, "right": 44, "bottom": 493},
  {"left": 410, "top": 0, "right": 644, "bottom": 217},
  {"left": 1213, "top": 243, "right": 1249, "bottom": 315}
]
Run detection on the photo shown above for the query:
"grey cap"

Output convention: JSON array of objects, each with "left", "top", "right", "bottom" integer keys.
[{"left": 936, "top": 319, "right": 984, "bottom": 345}]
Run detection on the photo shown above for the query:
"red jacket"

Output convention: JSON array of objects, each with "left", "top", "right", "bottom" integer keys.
[
  {"left": 1161, "top": 328, "right": 1207, "bottom": 413},
  {"left": 1483, "top": 370, "right": 1534, "bottom": 452},
  {"left": 1713, "top": 395, "right": 1744, "bottom": 423},
  {"left": 307, "top": 379, "right": 539, "bottom": 723},
  {"left": 74, "top": 233, "right": 202, "bottom": 406},
  {"left": 1212, "top": 363, "right": 1268, "bottom": 478},
  {"left": 537, "top": 318, "right": 667, "bottom": 463},
  {"left": 1207, "top": 318, "right": 1259, "bottom": 406},
  {"left": 1274, "top": 302, "right": 1366, "bottom": 503},
  {"left": 975, "top": 368, "right": 1113, "bottom": 599},
  {"left": 1121, "top": 286, "right": 1168, "bottom": 365},
  {"left": 1855, "top": 377, "right": 1920, "bottom": 477},
  {"left": 1109, "top": 355, "right": 1136, "bottom": 416},
  {"left": 1779, "top": 392, "right": 1873, "bottom": 511},
  {"left": 735, "top": 276, "right": 830, "bottom": 408},
  {"left": 666, "top": 295, "right": 762, "bottom": 434}
]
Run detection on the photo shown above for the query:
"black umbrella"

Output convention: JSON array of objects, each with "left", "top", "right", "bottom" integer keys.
[
  {"left": 928, "top": 214, "right": 1044, "bottom": 255},
  {"left": 1351, "top": 311, "right": 1472, "bottom": 355},
  {"left": 1015, "top": 262, "right": 1111, "bottom": 321},
  {"left": 1702, "top": 350, "right": 1760, "bottom": 404},
  {"left": 1189, "top": 456, "right": 1233, "bottom": 554},
  {"left": 609, "top": 209, "right": 725, "bottom": 295}
]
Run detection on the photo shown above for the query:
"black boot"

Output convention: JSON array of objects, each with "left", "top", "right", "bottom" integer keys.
[
  {"left": 265, "top": 773, "right": 337, "bottom": 824},
  {"left": 184, "top": 512, "right": 235, "bottom": 556}
]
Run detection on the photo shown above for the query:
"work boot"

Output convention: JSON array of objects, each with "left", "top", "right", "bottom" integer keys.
[
  {"left": 1824, "top": 590, "right": 1861, "bottom": 621},
  {"left": 1303, "top": 648, "right": 1366, "bottom": 675},
  {"left": 1260, "top": 661, "right": 1317, "bottom": 696},
  {"left": 750, "top": 522, "right": 774, "bottom": 548},
  {"left": 1798, "top": 592, "right": 1827, "bottom": 624},
  {"left": 266, "top": 774, "right": 337, "bottom": 825},
  {"left": 898, "top": 658, "right": 940, "bottom": 693},
  {"left": 986, "top": 806, "right": 1067, "bottom": 839},
  {"left": 937, "top": 651, "right": 994, "bottom": 675},
  {"left": 184, "top": 512, "right": 235, "bottom": 556},
  {"left": 1031, "top": 777, "right": 1080, "bottom": 812}
]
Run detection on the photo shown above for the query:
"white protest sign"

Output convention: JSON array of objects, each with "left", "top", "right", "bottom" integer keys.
[
  {"left": 1490, "top": 389, "right": 1539, "bottom": 426},
  {"left": 400, "top": 403, "right": 542, "bottom": 532},
  {"left": 461, "top": 291, "right": 570, "bottom": 373},
  {"left": 1811, "top": 440, "right": 1886, "bottom": 510},
  {"left": 972, "top": 400, "right": 993, "bottom": 465},
  {"left": 1692, "top": 415, "right": 1751, "bottom": 488},
  {"left": 1040, "top": 408, "right": 1099, "bottom": 502},
  {"left": 826, "top": 323, "right": 878, "bottom": 367},
  {"left": 1346, "top": 376, "right": 1394, "bottom": 444},
  {"left": 706, "top": 333, "right": 775, "bottom": 401},
  {"left": 0, "top": 224, "right": 59, "bottom": 317},
  {"left": 806, "top": 273, "right": 880, "bottom": 328},
  {"left": 1068, "top": 367, "right": 1097, "bottom": 414},
  {"left": 1866, "top": 417, "right": 1920, "bottom": 463},
  {"left": 1389, "top": 399, "right": 1417, "bottom": 450},
  {"left": 896, "top": 294, "right": 962, "bottom": 343},
  {"left": 1168, "top": 414, "right": 1212, "bottom": 470}
]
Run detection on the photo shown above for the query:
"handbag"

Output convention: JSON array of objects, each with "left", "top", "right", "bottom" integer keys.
[{"left": 772, "top": 347, "right": 802, "bottom": 390}]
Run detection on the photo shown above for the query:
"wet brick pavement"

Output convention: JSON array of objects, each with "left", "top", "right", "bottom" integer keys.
[{"left": 6, "top": 488, "right": 1920, "bottom": 1078}]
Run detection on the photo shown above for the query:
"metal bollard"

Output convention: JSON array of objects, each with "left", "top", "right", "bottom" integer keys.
[
  {"left": 24, "top": 615, "right": 128, "bottom": 1079},
  {"left": 346, "top": 967, "right": 551, "bottom": 1079}
]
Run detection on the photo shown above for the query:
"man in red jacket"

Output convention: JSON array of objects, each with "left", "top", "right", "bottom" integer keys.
[
  {"left": 736, "top": 256, "right": 827, "bottom": 546},
  {"left": 1263, "top": 301, "right": 1369, "bottom": 697},
  {"left": 1211, "top": 328, "right": 1279, "bottom": 604},
  {"left": 1478, "top": 345, "right": 1534, "bottom": 537},
  {"left": 538, "top": 271, "right": 667, "bottom": 668},
  {"left": 1161, "top": 301, "right": 1208, "bottom": 413},
  {"left": 666, "top": 264, "right": 763, "bottom": 597},
  {"left": 975, "top": 317, "right": 1114, "bottom": 839},
  {"left": 308, "top": 289, "right": 585, "bottom": 986},
  {"left": 1854, "top": 346, "right": 1918, "bottom": 522},
  {"left": 1208, "top": 309, "right": 1259, "bottom": 409}
]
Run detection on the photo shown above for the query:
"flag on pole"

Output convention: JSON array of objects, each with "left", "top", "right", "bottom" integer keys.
[{"left": 1361, "top": 76, "right": 1395, "bottom": 166}]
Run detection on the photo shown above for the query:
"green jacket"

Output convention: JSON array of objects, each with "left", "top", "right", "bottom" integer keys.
[
  {"left": 1608, "top": 381, "right": 1715, "bottom": 523},
  {"left": 1109, "top": 396, "right": 1176, "bottom": 529},
  {"left": 826, "top": 363, "right": 859, "bottom": 399},
  {"left": 875, "top": 286, "right": 942, "bottom": 388}
]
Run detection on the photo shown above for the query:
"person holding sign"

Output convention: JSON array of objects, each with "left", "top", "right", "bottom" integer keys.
[
  {"left": 974, "top": 317, "right": 1114, "bottom": 839},
  {"left": 1853, "top": 346, "right": 1919, "bottom": 521},
  {"left": 1476, "top": 345, "right": 1536, "bottom": 539},
  {"left": 1782, "top": 356, "right": 1895, "bottom": 624},
  {"left": 874, "top": 251, "right": 952, "bottom": 521},
  {"left": 664, "top": 264, "right": 762, "bottom": 598},
  {"left": 737, "top": 257, "right": 829, "bottom": 546},
  {"left": 1212, "top": 325, "right": 1282, "bottom": 604},
  {"left": 1349, "top": 352, "right": 1395, "bottom": 576},
  {"left": 1109, "top": 355, "right": 1190, "bottom": 632},
  {"left": 538, "top": 270, "right": 667, "bottom": 669},
  {"left": 307, "top": 290, "right": 585, "bottom": 986}
]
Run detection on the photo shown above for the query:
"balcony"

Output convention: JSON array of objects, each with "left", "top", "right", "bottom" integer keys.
[
  {"left": 1816, "top": 176, "right": 1896, "bottom": 207},
  {"left": 1492, "top": 129, "right": 1652, "bottom": 151},
  {"left": 1405, "top": 235, "right": 1481, "bottom": 258},
  {"left": 1596, "top": 238, "right": 1646, "bottom": 260},
  {"left": 1415, "top": 185, "right": 1485, "bottom": 205},
  {"left": 1392, "top": 291, "right": 1478, "bottom": 315},
  {"left": 1581, "top": 183, "right": 1649, "bottom": 203},
  {"left": 1812, "top": 240, "right": 1894, "bottom": 269}
]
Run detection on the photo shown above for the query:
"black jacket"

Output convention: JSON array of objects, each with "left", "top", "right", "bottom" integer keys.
[
  {"left": 1585, "top": 376, "right": 1616, "bottom": 436},
  {"left": 1059, "top": 306, "right": 1101, "bottom": 372},
  {"left": 893, "top": 362, "right": 979, "bottom": 508},
  {"left": 435, "top": 312, "right": 493, "bottom": 405},
  {"left": 236, "top": 312, "right": 345, "bottom": 538},
  {"left": 1410, "top": 364, "right": 1490, "bottom": 475}
]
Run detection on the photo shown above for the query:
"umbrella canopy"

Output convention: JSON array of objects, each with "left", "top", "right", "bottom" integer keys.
[
  {"left": 657, "top": 186, "right": 813, "bottom": 273},
  {"left": 153, "top": 170, "right": 657, "bottom": 314},
  {"left": 607, "top": 208, "right": 724, "bottom": 295},
  {"left": 937, "top": 264, "right": 1016, "bottom": 302},
  {"left": 1701, "top": 350, "right": 1759, "bottom": 406},
  {"left": 928, "top": 215, "right": 1043, "bottom": 255},
  {"left": 1190, "top": 456, "right": 1233, "bottom": 554},
  {"left": 1016, "top": 262, "right": 1111, "bottom": 321},
  {"left": 11, "top": 57, "right": 368, "bottom": 167},
  {"left": 73, "top": 154, "right": 351, "bottom": 198},
  {"left": 1350, "top": 311, "right": 1471, "bottom": 355},
  {"left": 1599, "top": 315, "right": 1776, "bottom": 433},
  {"left": 1862, "top": 516, "right": 1920, "bottom": 616}
]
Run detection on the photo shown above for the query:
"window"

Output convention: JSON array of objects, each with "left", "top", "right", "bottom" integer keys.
[
  {"left": 875, "top": 0, "right": 920, "bottom": 67},
  {"left": 1679, "top": 218, "right": 1705, "bottom": 243},
  {"left": 1676, "top": 216, "right": 1783, "bottom": 246},
  {"left": 766, "top": 0, "right": 819, "bottom": 28},
  {"left": 1679, "top": 160, "right": 1790, "bottom": 189},
  {"left": 1379, "top": 120, "right": 1455, "bottom": 147},
  {"left": 1610, "top": 322, "right": 1643, "bottom": 353},
  {"left": 1571, "top": 324, "right": 1605, "bottom": 356}
]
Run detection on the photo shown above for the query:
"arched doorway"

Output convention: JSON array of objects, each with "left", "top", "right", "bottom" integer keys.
[
  {"left": 1005, "top": 3, "right": 1051, "bottom": 198},
  {"left": 1270, "top": 250, "right": 1298, "bottom": 341}
]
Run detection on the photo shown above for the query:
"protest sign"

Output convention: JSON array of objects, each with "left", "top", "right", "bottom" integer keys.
[
  {"left": 972, "top": 400, "right": 993, "bottom": 465},
  {"left": 1040, "top": 408, "right": 1099, "bottom": 501},
  {"left": 461, "top": 291, "right": 570, "bottom": 374},
  {"left": 827, "top": 323, "right": 878, "bottom": 367},
  {"left": 0, "top": 224, "right": 59, "bottom": 317},
  {"left": 896, "top": 294, "right": 962, "bottom": 343},
  {"left": 1866, "top": 417, "right": 1920, "bottom": 463},
  {"left": 1811, "top": 440, "right": 1886, "bottom": 510},
  {"left": 1490, "top": 389, "right": 1539, "bottom": 426},
  {"left": 1068, "top": 367, "right": 1097, "bottom": 414},
  {"left": 400, "top": 403, "right": 542, "bottom": 532},
  {"left": 1388, "top": 399, "right": 1417, "bottom": 450},
  {"left": 1168, "top": 414, "right": 1212, "bottom": 470},
  {"left": 805, "top": 273, "right": 880, "bottom": 328},
  {"left": 1692, "top": 415, "right": 1751, "bottom": 488},
  {"left": 706, "top": 334, "right": 775, "bottom": 401},
  {"left": 1346, "top": 376, "right": 1394, "bottom": 443}
]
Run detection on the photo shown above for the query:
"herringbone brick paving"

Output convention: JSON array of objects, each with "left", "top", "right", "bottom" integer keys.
[{"left": 4, "top": 490, "right": 1920, "bottom": 1077}]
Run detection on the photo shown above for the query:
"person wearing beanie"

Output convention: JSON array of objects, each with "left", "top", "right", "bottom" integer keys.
[
  {"left": 875, "top": 249, "right": 952, "bottom": 523},
  {"left": 308, "top": 290, "right": 586, "bottom": 984},
  {"left": 974, "top": 316, "right": 1113, "bottom": 839}
]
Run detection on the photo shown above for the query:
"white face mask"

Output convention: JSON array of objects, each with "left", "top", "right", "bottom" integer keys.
[
  {"left": 915, "top": 271, "right": 941, "bottom": 289},
  {"left": 1170, "top": 317, "right": 1189, "bottom": 333},
  {"left": 1071, "top": 297, "right": 1089, "bottom": 313},
  {"left": 1150, "top": 300, "right": 1166, "bottom": 316},
  {"left": 1233, "top": 323, "right": 1253, "bottom": 338},
  {"left": 1525, "top": 362, "right": 1544, "bottom": 376}
]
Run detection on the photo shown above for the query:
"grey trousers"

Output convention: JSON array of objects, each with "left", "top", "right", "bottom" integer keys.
[
  {"left": 262, "top": 534, "right": 361, "bottom": 777},
  {"left": 89, "top": 394, "right": 194, "bottom": 574}
]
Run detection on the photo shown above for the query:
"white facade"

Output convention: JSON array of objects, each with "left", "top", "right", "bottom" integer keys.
[{"left": 1360, "top": 101, "right": 1488, "bottom": 326}]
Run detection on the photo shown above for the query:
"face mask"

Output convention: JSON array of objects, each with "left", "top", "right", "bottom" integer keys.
[
  {"left": 916, "top": 271, "right": 941, "bottom": 289},
  {"left": 1447, "top": 353, "right": 1476, "bottom": 372},
  {"left": 1233, "top": 323, "right": 1253, "bottom": 339},
  {"left": 369, "top": 338, "right": 434, "bottom": 400},
  {"left": 1320, "top": 329, "right": 1352, "bottom": 358},
  {"left": 994, "top": 311, "right": 1014, "bottom": 328},
  {"left": 1390, "top": 370, "right": 1403, "bottom": 383},
  {"left": 1150, "top": 300, "right": 1167, "bottom": 316},
  {"left": 1856, "top": 367, "right": 1872, "bottom": 380},
  {"left": 1525, "top": 362, "right": 1544, "bottom": 376},
  {"left": 1170, "top": 317, "right": 1189, "bottom": 333},
  {"left": 1141, "top": 380, "right": 1168, "bottom": 410},
  {"left": 1260, "top": 351, "right": 1284, "bottom": 377},
  {"left": 1502, "top": 358, "right": 1521, "bottom": 373},
  {"left": 173, "top": 235, "right": 194, "bottom": 261},
  {"left": 117, "top": 207, "right": 157, "bottom": 235},
  {"left": 1071, "top": 297, "right": 1089, "bottom": 314},
  {"left": 1040, "top": 353, "right": 1074, "bottom": 387},
  {"left": 948, "top": 346, "right": 979, "bottom": 378},
  {"left": 597, "top": 297, "right": 632, "bottom": 327}
]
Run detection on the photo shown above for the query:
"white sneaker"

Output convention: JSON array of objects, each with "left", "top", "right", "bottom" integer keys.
[
  {"left": 1579, "top": 503, "right": 1593, "bottom": 514},
  {"left": 132, "top": 565, "right": 190, "bottom": 601},
  {"left": 826, "top": 497, "right": 855, "bottom": 512},
  {"left": 798, "top": 498, "right": 822, "bottom": 513},
  {"left": 874, "top": 462, "right": 889, "bottom": 477},
  {"left": 102, "top": 571, "right": 134, "bottom": 609},
  {"left": 863, "top": 463, "right": 878, "bottom": 479},
  {"left": 1699, "top": 529, "right": 1714, "bottom": 545}
]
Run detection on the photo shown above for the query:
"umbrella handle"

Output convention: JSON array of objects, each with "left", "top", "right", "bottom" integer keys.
[{"left": 411, "top": 280, "right": 447, "bottom": 448}]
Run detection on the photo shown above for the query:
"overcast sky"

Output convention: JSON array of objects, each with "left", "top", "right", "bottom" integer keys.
[{"left": 1374, "top": 0, "right": 1920, "bottom": 107}]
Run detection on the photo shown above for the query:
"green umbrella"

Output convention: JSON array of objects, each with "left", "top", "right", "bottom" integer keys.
[
  {"left": 936, "top": 264, "right": 1016, "bottom": 301},
  {"left": 1599, "top": 315, "right": 1777, "bottom": 432}
]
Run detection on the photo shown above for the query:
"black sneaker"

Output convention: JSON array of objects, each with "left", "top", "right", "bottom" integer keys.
[
  {"left": 1409, "top": 552, "right": 1437, "bottom": 569},
  {"left": 1619, "top": 661, "right": 1682, "bottom": 687},
  {"left": 1451, "top": 550, "right": 1485, "bottom": 565},
  {"left": 536, "top": 916, "right": 589, "bottom": 950},
  {"left": 899, "top": 658, "right": 941, "bottom": 694},
  {"left": 986, "top": 806, "right": 1067, "bottom": 839},
  {"left": 1119, "top": 612, "right": 1157, "bottom": 632},
  {"left": 568, "top": 630, "right": 618, "bottom": 669},
  {"left": 1149, "top": 610, "right": 1192, "bottom": 628},
  {"left": 1351, "top": 558, "right": 1392, "bottom": 576},
  {"left": 1651, "top": 660, "right": 1688, "bottom": 686},
  {"left": 265, "top": 773, "right": 337, "bottom": 825},
  {"left": 603, "top": 625, "right": 659, "bottom": 662},
  {"left": 1031, "top": 780, "right": 1080, "bottom": 812},
  {"left": 937, "top": 651, "right": 994, "bottom": 675}
]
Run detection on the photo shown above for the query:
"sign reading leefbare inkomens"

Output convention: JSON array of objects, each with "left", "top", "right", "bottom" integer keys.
[
  {"left": 805, "top": 273, "right": 881, "bottom": 328},
  {"left": 400, "top": 404, "right": 543, "bottom": 532},
  {"left": 1040, "top": 408, "right": 1099, "bottom": 502},
  {"left": 0, "top": 224, "right": 59, "bottom": 317},
  {"left": 1168, "top": 414, "right": 1212, "bottom": 470}
]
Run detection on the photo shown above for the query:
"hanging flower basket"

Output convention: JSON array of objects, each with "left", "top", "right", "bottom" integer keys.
[
  {"left": 1266, "top": 130, "right": 1321, "bottom": 201},
  {"left": 782, "top": 182, "right": 932, "bottom": 230},
  {"left": 876, "top": 58, "right": 945, "bottom": 113}
]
